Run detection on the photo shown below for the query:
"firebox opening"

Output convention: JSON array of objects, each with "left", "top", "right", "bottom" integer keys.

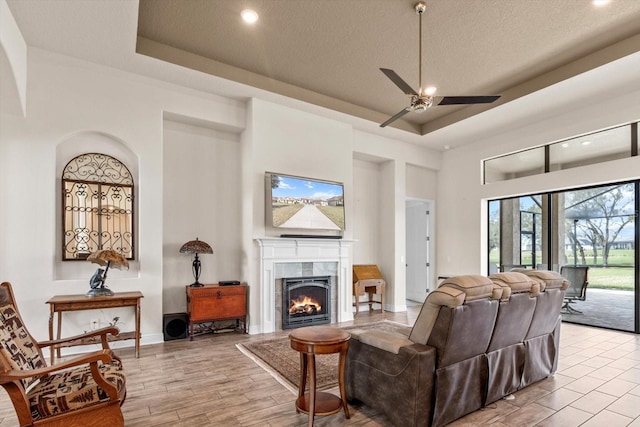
[{"left": 282, "top": 276, "right": 330, "bottom": 329}]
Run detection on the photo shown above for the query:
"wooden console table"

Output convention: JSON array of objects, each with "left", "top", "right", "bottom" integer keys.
[{"left": 46, "top": 291, "right": 143, "bottom": 364}]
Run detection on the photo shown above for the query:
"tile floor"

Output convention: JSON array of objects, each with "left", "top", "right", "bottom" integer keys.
[
  {"left": 450, "top": 322, "right": 640, "bottom": 426},
  {"left": 0, "top": 309, "right": 639, "bottom": 426}
]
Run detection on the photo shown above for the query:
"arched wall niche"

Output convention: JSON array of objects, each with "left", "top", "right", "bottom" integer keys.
[{"left": 55, "top": 131, "right": 139, "bottom": 280}]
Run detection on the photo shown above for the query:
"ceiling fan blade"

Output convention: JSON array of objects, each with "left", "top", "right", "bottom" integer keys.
[
  {"left": 380, "top": 108, "right": 411, "bottom": 128},
  {"left": 380, "top": 68, "right": 419, "bottom": 96},
  {"left": 437, "top": 95, "right": 500, "bottom": 105}
]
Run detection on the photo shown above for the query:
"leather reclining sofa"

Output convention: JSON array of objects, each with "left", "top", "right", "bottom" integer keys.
[{"left": 344, "top": 270, "right": 568, "bottom": 427}]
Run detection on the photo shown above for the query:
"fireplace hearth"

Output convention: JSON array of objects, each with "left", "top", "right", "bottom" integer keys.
[{"left": 282, "top": 276, "right": 331, "bottom": 329}]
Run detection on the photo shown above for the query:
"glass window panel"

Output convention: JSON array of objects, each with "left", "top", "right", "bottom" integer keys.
[
  {"left": 549, "top": 125, "right": 630, "bottom": 172},
  {"left": 559, "top": 182, "right": 635, "bottom": 332},
  {"left": 488, "top": 181, "right": 637, "bottom": 333},
  {"left": 484, "top": 147, "right": 545, "bottom": 184},
  {"left": 488, "top": 200, "right": 500, "bottom": 274}
]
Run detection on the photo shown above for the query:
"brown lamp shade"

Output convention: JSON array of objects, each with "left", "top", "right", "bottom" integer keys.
[
  {"left": 180, "top": 238, "right": 213, "bottom": 287},
  {"left": 86, "top": 249, "right": 129, "bottom": 297},
  {"left": 87, "top": 249, "right": 130, "bottom": 270},
  {"left": 179, "top": 238, "right": 213, "bottom": 254}
]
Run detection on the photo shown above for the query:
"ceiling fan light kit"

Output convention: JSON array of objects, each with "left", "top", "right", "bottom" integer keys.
[{"left": 379, "top": 1, "right": 500, "bottom": 128}]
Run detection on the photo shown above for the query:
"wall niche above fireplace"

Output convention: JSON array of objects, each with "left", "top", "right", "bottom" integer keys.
[{"left": 282, "top": 276, "right": 331, "bottom": 329}]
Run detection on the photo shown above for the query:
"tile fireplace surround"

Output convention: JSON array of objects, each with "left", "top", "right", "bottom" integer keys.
[{"left": 255, "top": 238, "right": 354, "bottom": 334}]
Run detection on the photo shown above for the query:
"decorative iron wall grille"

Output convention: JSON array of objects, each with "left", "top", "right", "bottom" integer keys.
[{"left": 62, "top": 153, "right": 134, "bottom": 260}]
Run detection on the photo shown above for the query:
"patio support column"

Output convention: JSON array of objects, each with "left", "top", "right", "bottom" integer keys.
[{"left": 500, "top": 198, "right": 520, "bottom": 268}]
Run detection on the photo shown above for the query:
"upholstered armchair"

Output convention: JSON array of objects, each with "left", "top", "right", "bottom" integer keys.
[{"left": 0, "top": 282, "right": 127, "bottom": 427}]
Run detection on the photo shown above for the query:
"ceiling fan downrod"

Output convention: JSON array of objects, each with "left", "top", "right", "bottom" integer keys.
[
  {"left": 416, "top": 2, "right": 426, "bottom": 96},
  {"left": 377, "top": 1, "right": 500, "bottom": 128}
]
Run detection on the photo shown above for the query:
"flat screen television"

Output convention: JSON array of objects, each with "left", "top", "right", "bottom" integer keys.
[{"left": 265, "top": 172, "right": 345, "bottom": 234}]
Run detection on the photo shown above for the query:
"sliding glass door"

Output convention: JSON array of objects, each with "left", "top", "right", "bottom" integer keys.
[
  {"left": 558, "top": 183, "right": 636, "bottom": 331},
  {"left": 489, "top": 181, "right": 638, "bottom": 333}
]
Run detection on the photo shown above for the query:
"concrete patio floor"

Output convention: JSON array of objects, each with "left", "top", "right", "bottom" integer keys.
[{"left": 561, "top": 288, "right": 636, "bottom": 332}]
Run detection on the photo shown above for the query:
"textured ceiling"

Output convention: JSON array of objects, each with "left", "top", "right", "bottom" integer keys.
[
  {"left": 136, "top": 0, "right": 640, "bottom": 135},
  {"left": 5, "top": 0, "right": 640, "bottom": 146}
]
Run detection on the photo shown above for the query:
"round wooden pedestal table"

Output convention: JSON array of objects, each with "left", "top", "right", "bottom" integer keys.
[{"left": 289, "top": 326, "right": 351, "bottom": 427}]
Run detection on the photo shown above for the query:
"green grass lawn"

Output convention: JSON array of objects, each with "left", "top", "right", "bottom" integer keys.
[
  {"left": 490, "top": 249, "right": 635, "bottom": 290},
  {"left": 565, "top": 249, "right": 635, "bottom": 266},
  {"left": 272, "top": 204, "right": 304, "bottom": 227},
  {"left": 585, "top": 267, "right": 634, "bottom": 290},
  {"left": 316, "top": 206, "right": 345, "bottom": 229}
]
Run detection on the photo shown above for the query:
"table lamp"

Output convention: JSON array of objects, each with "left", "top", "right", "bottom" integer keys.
[
  {"left": 86, "top": 249, "right": 129, "bottom": 297},
  {"left": 179, "top": 238, "right": 213, "bottom": 287}
]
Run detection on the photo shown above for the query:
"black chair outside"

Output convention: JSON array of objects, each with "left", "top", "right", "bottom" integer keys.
[{"left": 560, "top": 265, "right": 589, "bottom": 314}]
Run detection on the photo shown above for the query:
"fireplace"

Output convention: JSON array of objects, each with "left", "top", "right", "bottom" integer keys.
[
  {"left": 282, "top": 276, "right": 331, "bottom": 329},
  {"left": 255, "top": 237, "right": 354, "bottom": 334}
]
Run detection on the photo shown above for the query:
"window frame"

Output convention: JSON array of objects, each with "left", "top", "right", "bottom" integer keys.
[{"left": 61, "top": 153, "right": 135, "bottom": 261}]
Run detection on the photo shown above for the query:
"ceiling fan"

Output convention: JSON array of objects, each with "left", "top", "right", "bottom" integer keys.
[{"left": 379, "top": 2, "right": 500, "bottom": 128}]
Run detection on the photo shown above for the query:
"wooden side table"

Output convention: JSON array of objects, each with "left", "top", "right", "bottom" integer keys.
[
  {"left": 46, "top": 291, "right": 143, "bottom": 364},
  {"left": 289, "top": 326, "right": 350, "bottom": 427}
]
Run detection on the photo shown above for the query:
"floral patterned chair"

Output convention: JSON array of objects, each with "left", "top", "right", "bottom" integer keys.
[{"left": 0, "top": 282, "right": 126, "bottom": 426}]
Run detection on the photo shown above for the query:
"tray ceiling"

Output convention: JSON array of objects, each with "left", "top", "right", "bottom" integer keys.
[{"left": 136, "top": 0, "right": 640, "bottom": 135}]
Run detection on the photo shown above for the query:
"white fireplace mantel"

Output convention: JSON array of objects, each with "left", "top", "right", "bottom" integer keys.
[{"left": 255, "top": 237, "right": 354, "bottom": 333}]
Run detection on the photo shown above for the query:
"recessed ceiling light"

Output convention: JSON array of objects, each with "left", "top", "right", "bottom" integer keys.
[
  {"left": 561, "top": 143, "right": 570, "bottom": 148},
  {"left": 443, "top": 145, "right": 450, "bottom": 150},
  {"left": 582, "top": 140, "right": 591, "bottom": 146},
  {"left": 592, "top": 0, "right": 610, "bottom": 6},
  {"left": 241, "top": 9, "right": 259, "bottom": 24}
]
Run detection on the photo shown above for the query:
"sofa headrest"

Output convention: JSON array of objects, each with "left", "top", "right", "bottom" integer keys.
[
  {"left": 489, "top": 272, "right": 540, "bottom": 299},
  {"left": 438, "top": 275, "right": 500, "bottom": 301},
  {"left": 408, "top": 275, "right": 498, "bottom": 345},
  {"left": 518, "top": 270, "right": 569, "bottom": 291}
]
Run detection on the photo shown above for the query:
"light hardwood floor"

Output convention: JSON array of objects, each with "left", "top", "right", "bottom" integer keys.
[{"left": 1, "top": 307, "right": 639, "bottom": 426}]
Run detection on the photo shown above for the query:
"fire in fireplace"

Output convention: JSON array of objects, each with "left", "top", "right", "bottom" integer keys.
[
  {"left": 282, "top": 276, "right": 330, "bottom": 329},
  {"left": 289, "top": 295, "right": 322, "bottom": 315}
]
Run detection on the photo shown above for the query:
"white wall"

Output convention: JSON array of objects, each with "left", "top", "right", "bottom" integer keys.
[
  {"left": 352, "top": 159, "right": 381, "bottom": 264},
  {"left": 350, "top": 132, "right": 441, "bottom": 311},
  {"left": 436, "top": 86, "right": 640, "bottom": 277},
  {"left": 0, "top": 0, "right": 27, "bottom": 116},
  {"left": 0, "top": 49, "right": 244, "bottom": 346},
  {"left": 242, "top": 98, "right": 355, "bottom": 333},
  {"left": 162, "top": 119, "right": 242, "bottom": 314},
  {"left": 406, "top": 164, "right": 437, "bottom": 200},
  {"left": 0, "top": 48, "right": 441, "bottom": 344}
]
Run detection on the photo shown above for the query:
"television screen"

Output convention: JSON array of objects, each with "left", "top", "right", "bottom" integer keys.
[{"left": 266, "top": 172, "right": 345, "bottom": 231}]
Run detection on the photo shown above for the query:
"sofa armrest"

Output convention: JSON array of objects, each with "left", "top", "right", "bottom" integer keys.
[
  {"left": 350, "top": 329, "right": 414, "bottom": 354},
  {"left": 346, "top": 338, "right": 436, "bottom": 427}
]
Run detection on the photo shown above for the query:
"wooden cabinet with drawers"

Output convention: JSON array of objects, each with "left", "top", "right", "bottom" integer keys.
[{"left": 186, "top": 284, "right": 247, "bottom": 340}]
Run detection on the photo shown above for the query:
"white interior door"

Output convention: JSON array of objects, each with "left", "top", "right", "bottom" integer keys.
[{"left": 406, "top": 199, "right": 432, "bottom": 302}]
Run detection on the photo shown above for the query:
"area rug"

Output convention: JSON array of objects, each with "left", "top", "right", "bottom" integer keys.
[{"left": 236, "top": 320, "right": 410, "bottom": 394}]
